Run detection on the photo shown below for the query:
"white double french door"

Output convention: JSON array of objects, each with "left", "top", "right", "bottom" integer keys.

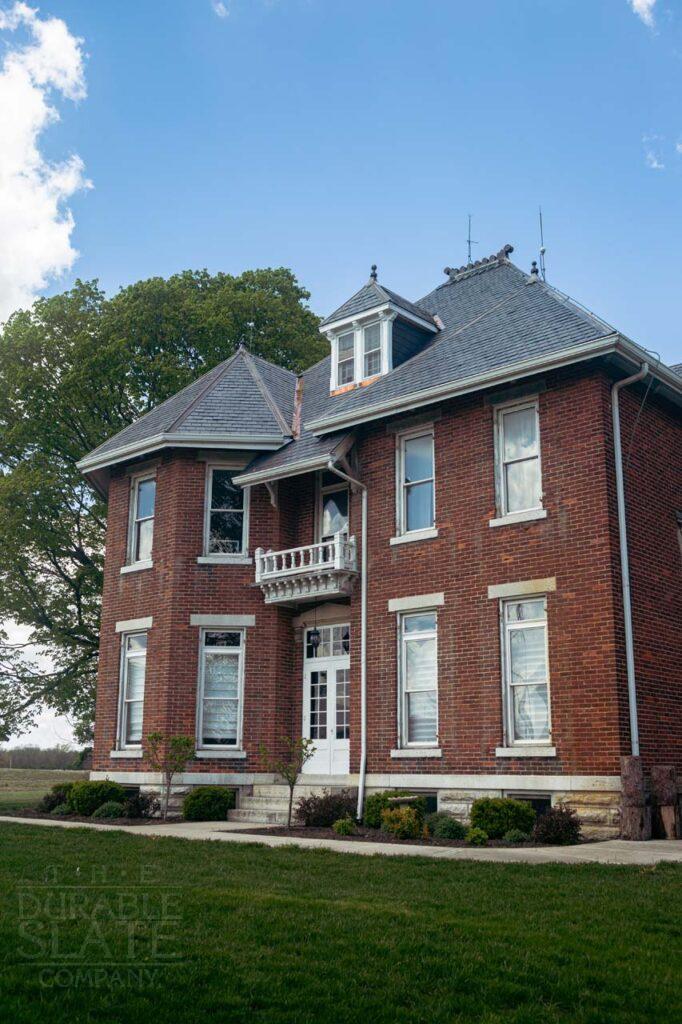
[{"left": 302, "top": 659, "right": 350, "bottom": 775}]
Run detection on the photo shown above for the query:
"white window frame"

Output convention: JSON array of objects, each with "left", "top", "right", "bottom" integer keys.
[
  {"left": 117, "top": 631, "right": 147, "bottom": 750},
  {"left": 398, "top": 610, "right": 439, "bottom": 748},
  {"left": 335, "top": 329, "right": 356, "bottom": 387},
  {"left": 500, "top": 595, "right": 552, "bottom": 747},
  {"left": 494, "top": 398, "right": 543, "bottom": 518},
  {"left": 196, "top": 628, "right": 245, "bottom": 751},
  {"left": 361, "top": 321, "right": 382, "bottom": 380},
  {"left": 329, "top": 314, "right": 394, "bottom": 390},
  {"left": 127, "top": 471, "right": 156, "bottom": 566},
  {"left": 202, "top": 464, "right": 250, "bottom": 560},
  {"left": 395, "top": 426, "right": 435, "bottom": 537}
]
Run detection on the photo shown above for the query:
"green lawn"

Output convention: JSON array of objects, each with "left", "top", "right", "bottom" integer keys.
[
  {"left": 0, "top": 769, "right": 87, "bottom": 813},
  {"left": 0, "top": 823, "right": 680, "bottom": 1024}
]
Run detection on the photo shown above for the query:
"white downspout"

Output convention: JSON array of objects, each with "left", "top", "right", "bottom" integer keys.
[
  {"left": 611, "top": 362, "right": 649, "bottom": 756},
  {"left": 327, "top": 460, "right": 368, "bottom": 821}
]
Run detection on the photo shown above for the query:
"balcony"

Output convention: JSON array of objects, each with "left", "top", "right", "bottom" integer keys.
[{"left": 254, "top": 534, "right": 358, "bottom": 605}]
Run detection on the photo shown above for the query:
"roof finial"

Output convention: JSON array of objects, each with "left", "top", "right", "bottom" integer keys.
[
  {"left": 370, "top": 264, "right": 378, "bottom": 281},
  {"left": 530, "top": 260, "right": 539, "bottom": 277}
]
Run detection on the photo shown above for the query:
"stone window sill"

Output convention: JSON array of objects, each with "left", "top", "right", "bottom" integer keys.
[
  {"left": 390, "top": 527, "right": 438, "bottom": 546},
  {"left": 390, "top": 747, "right": 442, "bottom": 759},
  {"left": 120, "top": 560, "right": 153, "bottom": 575},
  {"left": 489, "top": 509, "right": 547, "bottom": 528},
  {"left": 495, "top": 745, "right": 556, "bottom": 758},
  {"left": 194, "top": 749, "right": 247, "bottom": 760},
  {"left": 109, "top": 749, "right": 143, "bottom": 759},
  {"left": 197, "top": 555, "right": 252, "bottom": 566}
]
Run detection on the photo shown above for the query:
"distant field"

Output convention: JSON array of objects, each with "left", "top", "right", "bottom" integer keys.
[{"left": 0, "top": 768, "right": 88, "bottom": 813}]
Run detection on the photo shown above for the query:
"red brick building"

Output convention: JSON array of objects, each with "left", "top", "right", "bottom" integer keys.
[{"left": 79, "top": 248, "right": 682, "bottom": 834}]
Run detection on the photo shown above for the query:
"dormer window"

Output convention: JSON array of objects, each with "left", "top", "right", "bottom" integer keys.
[
  {"left": 329, "top": 316, "right": 393, "bottom": 391},
  {"left": 362, "top": 323, "right": 382, "bottom": 378},
  {"left": 337, "top": 330, "right": 355, "bottom": 385}
]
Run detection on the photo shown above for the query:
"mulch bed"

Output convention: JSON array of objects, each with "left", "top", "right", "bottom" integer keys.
[
  {"left": 232, "top": 824, "right": 540, "bottom": 848},
  {"left": 0, "top": 808, "right": 159, "bottom": 827}
]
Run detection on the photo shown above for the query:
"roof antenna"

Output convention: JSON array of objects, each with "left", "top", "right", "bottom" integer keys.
[
  {"left": 466, "top": 214, "right": 478, "bottom": 265},
  {"left": 538, "top": 206, "right": 547, "bottom": 281},
  {"left": 370, "top": 264, "right": 378, "bottom": 281}
]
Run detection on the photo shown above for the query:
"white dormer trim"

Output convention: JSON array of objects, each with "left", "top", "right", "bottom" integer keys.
[
  {"left": 327, "top": 309, "right": 398, "bottom": 392},
  {"left": 323, "top": 302, "right": 437, "bottom": 336}
]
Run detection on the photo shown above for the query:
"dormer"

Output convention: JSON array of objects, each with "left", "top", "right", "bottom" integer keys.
[{"left": 321, "top": 266, "right": 439, "bottom": 395}]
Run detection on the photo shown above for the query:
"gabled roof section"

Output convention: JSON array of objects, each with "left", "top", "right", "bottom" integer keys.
[
  {"left": 78, "top": 346, "right": 296, "bottom": 475},
  {"left": 671, "top": 362, "right": 682, "bottom": 377},
  {"left": 320, "top": 275, "right": 437, "bottom": 330}
]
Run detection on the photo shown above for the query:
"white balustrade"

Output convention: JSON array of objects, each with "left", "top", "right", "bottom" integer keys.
[{"left": 255, "top": 533, "right": 357, "bottom": 585}]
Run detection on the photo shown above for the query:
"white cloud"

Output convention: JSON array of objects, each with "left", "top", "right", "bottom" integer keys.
[
  {"left": 629, "top": 0, "right": 656, "bottom": 27},
  {"left": 212, "top": 1, "right": 230, "bottom": 16},
  {"left": 676, "top": 141, "right": 682, "bottom": 154},
  {"left": 642, "top": 134, "right": 665, "bottom": 170},
  {"left": 0, "top": 2, "right": 90, "bottom": 323}
]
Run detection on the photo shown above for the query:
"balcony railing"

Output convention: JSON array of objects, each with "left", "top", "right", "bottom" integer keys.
[{"left": 254, "top": 533, "right": 358, "bottom": 605}]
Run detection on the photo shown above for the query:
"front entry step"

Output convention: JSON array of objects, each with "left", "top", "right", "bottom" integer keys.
[{"left": 227, "top": 782, "right": 351, "bottom": 825}]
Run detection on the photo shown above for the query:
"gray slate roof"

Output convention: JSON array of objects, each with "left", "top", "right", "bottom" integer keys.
[
  {"left": 81, "top": 347, "right": 296, "bottom": 465},
  {"left": 320, "top": 278, "right": 436, "bottom": 328},
  {"left": 671, "top": 363, "right": 682, "bottom": 377}
]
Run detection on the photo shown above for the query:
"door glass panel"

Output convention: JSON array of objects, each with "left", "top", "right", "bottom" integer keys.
[
  {"left": 335, "top": 669, "right": 350, "bottom": 739},
  {"left": 321, "top": 489, "right": 348, "bottom": 540},
  {"left": 309, "top": 671, "right": 327, "bottom": 739}
]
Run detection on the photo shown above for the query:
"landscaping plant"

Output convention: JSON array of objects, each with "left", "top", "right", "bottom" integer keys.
[
  {"left": 364, "top": 790, "right": 426, "bottom": 829},
  {"left": 466, "top": 827, "right": 489, "bottom": 846},
  {"left": 332, "top": 816, "right": 356, "bottom": 836},
  {"left": 92, "top": 801, "right": 126, "bottom": 819},
  {"left": 49, "top": 803, "right": 70, "bottom": 816},
  {"left": 426, "top": 812, "right": 467, "bottom": 841},
  {"left": 146, "top": 733, "right": 195, "bottom": 819},
  {"left": 37, "top": 782, "right": 75, "bottom": 814},
  {"left": 380, "top": 805, "right": 423, "bottom": 840},
  {"left": 532, "top": 805, "right": 582, "bottom": 845},
  {"left": 296, "top": 788, "right": 356, "bottom": 827},
  {"left": 503, "top": 828, "right": 530, "bottom": 845},
  {"left": 259, "top": 736, "right": 315, "bottom": 827},
  {"left": 469, "top": 797, "right": 536, "bottom": 839},
  {"left": 121, "top": 791, "right": 159, "bottom": 819},
  {"left": 67, "top": 780, "right": 126, "bottom": 817},
  {"left": 183, "top": 786, "right": 236, "bottom": 822}
]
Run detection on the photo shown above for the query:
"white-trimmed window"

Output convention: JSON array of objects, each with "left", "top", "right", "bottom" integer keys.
[
  {"left": 362, "top": 322, "right": 381, "bottom": 378},
  {"left": 495, "top": 400, "right": 542, "bottom": 516},
  {"left": 399, "top": 611, "right": 438, "bottom": 746},
  {"left": 204, "top": 467, "right": 248, "bottom": 556},
  {"left": 318, "top": 472, "right": 349, "bottom": 542},
  {"left": 118, "top": 632, "right": 147, "bottom": 748},
  {"left": 128, "top": 474, "right": 156, "bottom": 564},
  {"left": 502, "top": 597, "right": 551, "bottom": 744},
  {"left": 397, "top": 428, "right": 435, "bottom": 535},
  {"left": 197, "top": 630, "right": 244, "bottom": 748},
  {"left": 336, "top": 330, "right": 355, "bottom": 386}
]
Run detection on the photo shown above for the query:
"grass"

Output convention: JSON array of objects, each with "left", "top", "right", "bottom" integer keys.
[
  {"left": 0, "top": 768, "right": 87, "bottom": 813},
  {"left": 0, "top": 823, "right": 681, "bottom": 1023}
]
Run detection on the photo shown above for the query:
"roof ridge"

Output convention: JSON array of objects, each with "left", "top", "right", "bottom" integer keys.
[
  {"left": 242, "top": 348, "right": 293, "bottom": 435},
  {"left": 167, "top": 348, "right": 244, "bottom": 432}
]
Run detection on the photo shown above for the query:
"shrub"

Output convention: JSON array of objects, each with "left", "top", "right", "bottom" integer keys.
[
  {"left": 503, "top": 828, "right": 530, "bottom": 845},
  {"left": 364, "top": 791, "right": 426, "bottom": 829},
  {"left": 296, "top": 789, "right": 356, "bottom": 827},
  {"left": 50, "top": 803, "right": 70, "bottom": 816},
  {"left": 466, "top": 827, "right": 489, "bottom": 847},
  {"left": 426, "top": 812, "right": 467, "bottom": 841},
  {"left": 332, "top": 816, "right": 356, "bottom": 836},
  {"left": 92, "top": 801, "right": 126, "bottom": 819},
  {"left": 380, "top": 805, "right": 423, "bottom": 840},
  {"left": 37, "top": 782, "right": 74, "bottom": 813},
  {"left": 67, "top": 781, "right": 127, "bottom": 817},
  {"left": 469, "top": 797, "right": 536, "bottom": 839},
  {"left": 532, "top": 806, "right": 581, "bottom": 845},
  {"left": 182, "top": 786, "right": 236, "bottom": 822},
  {"left": 122, "top": 791, "right": 159, "bottom": 819}
]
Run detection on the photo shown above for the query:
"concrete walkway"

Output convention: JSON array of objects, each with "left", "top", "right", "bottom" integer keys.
[{"left": 2, "top": 814, "right": 682, "bottom": 864}]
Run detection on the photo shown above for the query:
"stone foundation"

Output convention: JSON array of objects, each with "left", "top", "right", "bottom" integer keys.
[{"left": 437, "top": 787, "right": 621, "bottom": 839}]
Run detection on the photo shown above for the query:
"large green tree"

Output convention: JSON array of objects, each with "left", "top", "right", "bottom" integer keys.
[{"left": 0, "top": 268, "right": 325, "bottom": 741}]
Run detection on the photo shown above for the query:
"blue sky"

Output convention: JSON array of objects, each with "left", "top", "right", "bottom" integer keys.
[{"left": 1, "top": 0, "right": 681, "bottom": 366}]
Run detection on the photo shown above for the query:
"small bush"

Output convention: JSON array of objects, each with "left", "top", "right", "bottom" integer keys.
[
  {"left": 532, "top": 806, "right": 581, "bottom": 845},
  {"left": 332, "top": 816, "right": 356, "bottom": 836},
  {"left": 68, "top": 781, "right": 127, "bottom": 817},
  {"left": 182, "top": 786, "right": 236, "bottom": 821},
  {"left": 380, "top": 805, "right": 423, "bottom": 840},
  {"left": 50, "top": 803, "right": 70, "bottom": 816},
  {"left": 92, "top": 801, "right": 126, "bottom": 819},
  {"left": 470, "top": 797, "right": 536, "bottom": 839},
  {"left": 466, "top": 827, "right": 489, "bottom": 847},
  {"left": 503, "top": 828, "right": 530, "bottom": 845},
  {"left": 37, "top": 782, "right": 75, "bottom": 813},
  {"left": 122, "top": 792, "right": 159, "bottom": 819},
  {"left": 426, "top": 812, "right": 467, "bottom": 841},
  {"left": 364, "top": 791, "right": 427, "bottom": 829},
  {"left": 296, "top": 789, "right": 356, "bottom": 827}
]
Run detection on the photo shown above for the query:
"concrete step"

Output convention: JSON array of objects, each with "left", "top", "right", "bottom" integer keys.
[
  {"left": 228, "top": 807, "right": 289, "bottom": 825},
  {"left": 239, "top": 795, "right": 291, "bottom": 809},
  {"left": 251, "top": 783, "right": 347, "bottom": 799}
]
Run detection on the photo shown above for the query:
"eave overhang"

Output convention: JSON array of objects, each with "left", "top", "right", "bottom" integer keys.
[
  {"left": 77, "top": 432, "right": 287, "bottom": 476},
  {"left": 233, "top": 433, "right": 354, "bottom": 488}
]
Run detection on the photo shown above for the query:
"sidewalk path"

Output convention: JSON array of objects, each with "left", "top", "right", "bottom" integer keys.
[{"left": 1, "top": 815, "right": 681, "bottom": 865}]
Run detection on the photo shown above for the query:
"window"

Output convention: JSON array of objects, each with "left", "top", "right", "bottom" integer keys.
[
  {"left": 197, "top": 630, "right": 244, "bottom": 748},
  {"left": 399, "top": 611, "right": 438, "bottom": 746},
  {"left": 305, "top": 624, "right": 350, "bottom": 659},
  {"left": 398, "top": 429, "right": 435, "bottom": 534},
  {"left": 319, "top": 472, "right": 349, "bottom": 542},
  {"left": 337, "top": 330, "right": 355, "bottom": 385},
  {"left": 128, "top": 474, "right": 155, "bottom": 564},
  {"left": 502, "top": 597, "right": 550, "bottom": 743},
  {"left": 205, "top": 467, "right": 248, "bottom": 556},
  {"left": 496, "top": 400, "right": 542, "bottom": 516},
  {"left": 362, "top": 322, "right": 381, "bottom": 378},
  {"left": 119, "top": 633, "right": 147, "bottom": 747}
]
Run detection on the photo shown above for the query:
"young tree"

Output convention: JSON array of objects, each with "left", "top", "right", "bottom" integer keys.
[
  {"left": 146, "top": 733, "right": 195, "bottom": 820},
  {"left": 0, "top": 269, "right": 325, "bottom": 741},
  {"left": 259, "top": 736, "right": 316, "bottom": 827}
]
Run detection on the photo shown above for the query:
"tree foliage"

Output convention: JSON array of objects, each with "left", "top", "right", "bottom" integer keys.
[{"left": 0, "top": 268, "right": 325, "bottom": 740}]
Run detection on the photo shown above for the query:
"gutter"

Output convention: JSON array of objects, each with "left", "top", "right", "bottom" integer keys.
[
  {"left": 611, "top": 362, "right": 649, "bottom": 757},
  {"left": 326, "top": 460, "right": 368, "bottom": 822}
]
